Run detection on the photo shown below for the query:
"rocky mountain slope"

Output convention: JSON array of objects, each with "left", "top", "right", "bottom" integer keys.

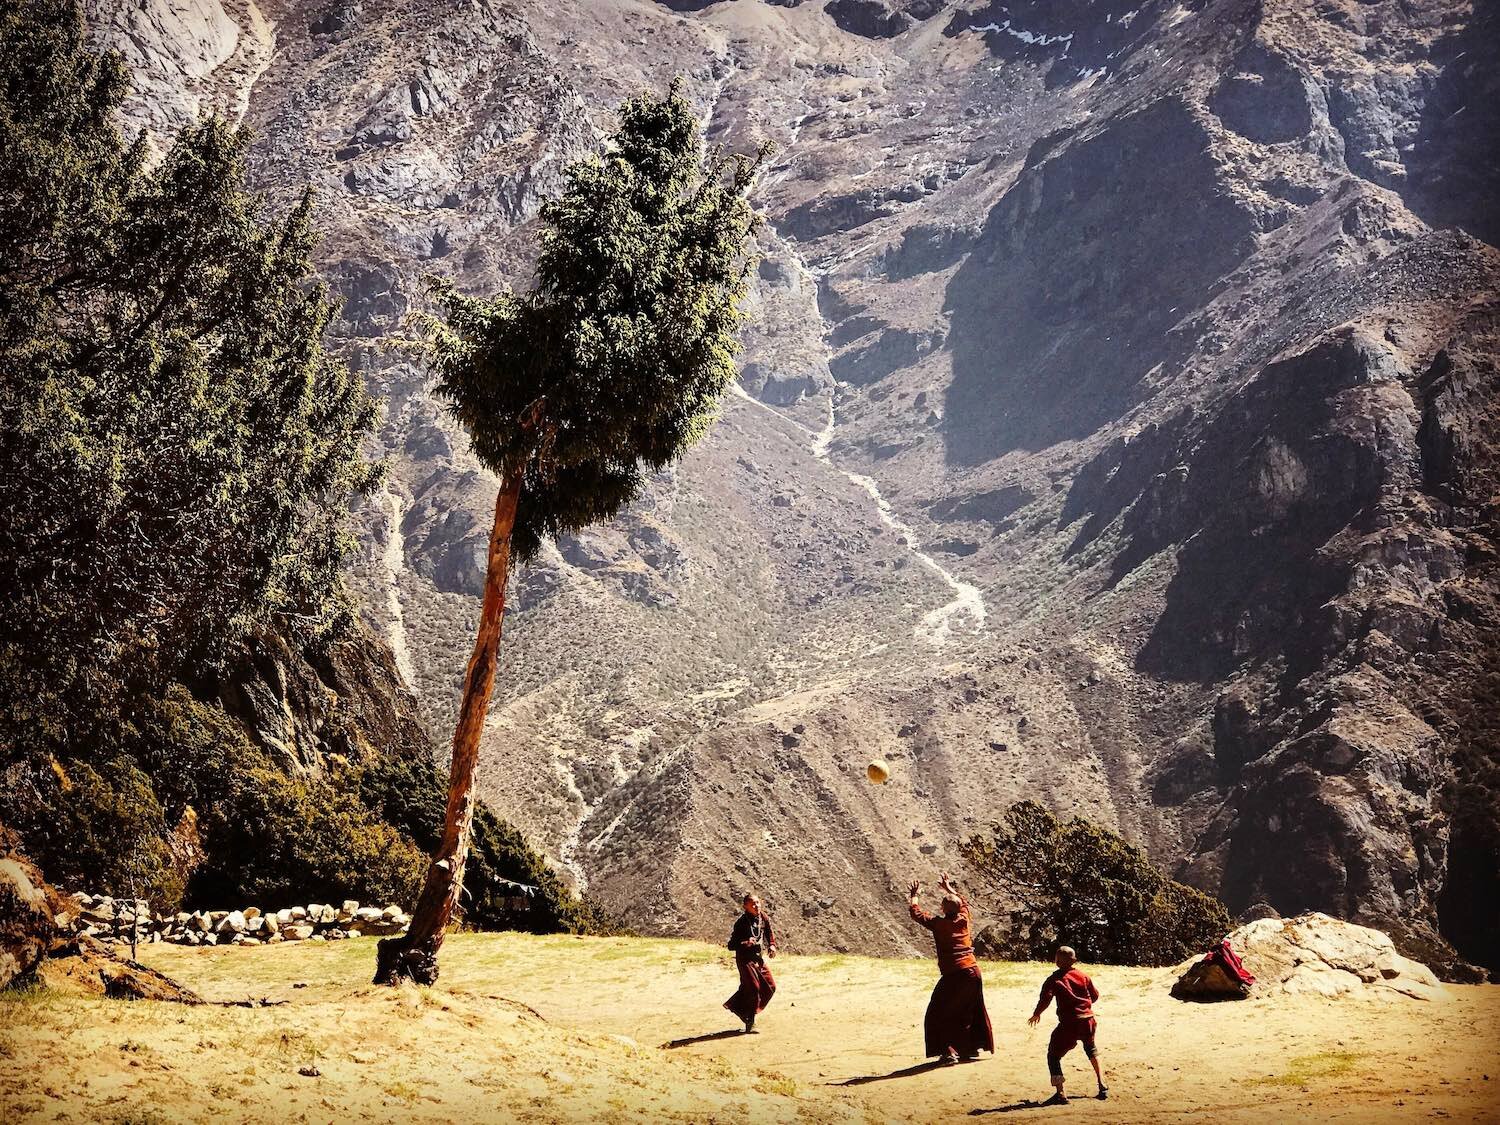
[{"left": 88, "top": 0, "right": 1498, "bottom": 974}]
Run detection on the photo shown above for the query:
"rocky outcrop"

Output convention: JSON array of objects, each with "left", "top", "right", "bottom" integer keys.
[
  {"left": 944, "top": 97, "right": 1261, "bottom": 459},
  {"left": 81, "top": 0, "right": 239, "bottom": 149},
  {"left": 826, "top": 0, "right": 947, "bottom": 39},
  {"left": 200, "top": 624, "right": 434, "bottom": 775},
  {"left": 831, "top": 327, "right": 945, "bottom": 387},
  {"left": 1139, "top": 307, "right": 1500, "bottom": 979},
  {"left": 1172, "top": 913, "right": 1443, "bottom": 1002},
  {"left": 0, "top": 834, "right": 59, "bottom": 988},
  {"left": 32, "top": 946, "right": 200, "bottom": 1002},
  {"left": 1210, "top": 44, "right": 1321, "bottom": 145}
]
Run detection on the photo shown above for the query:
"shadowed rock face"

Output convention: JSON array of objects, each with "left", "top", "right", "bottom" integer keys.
[
  {"left": 1326, "top": 6, "right": 1500, "bottom": 245},
  {"left": 827, "top": 0, "right": 948, "bottom": 39},
  {"left": 944, "top": 98, "right": 1260, "bottom": 460},
  {"left": 91, "top": 0, "right": 1498, "bottom": 976},
  {"left": 1211, "top": 44, "right": 1320, "bottom": 145}
]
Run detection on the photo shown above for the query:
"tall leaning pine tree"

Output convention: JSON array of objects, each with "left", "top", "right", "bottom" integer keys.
[{"left": 374, "top": 81, "right": 762, "bottom": 985}]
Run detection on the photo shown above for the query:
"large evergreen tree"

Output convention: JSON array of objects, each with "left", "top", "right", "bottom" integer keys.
[
  {"left": 0, "top": 0, "right": 380, "bottom": 744},
  {"left": 373, "top": 82, "right": 762, "bottom": 985}
]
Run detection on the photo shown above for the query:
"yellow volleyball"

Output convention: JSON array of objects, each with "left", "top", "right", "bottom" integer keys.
[{"left": 866, "top": 760, "right": 891, "bottom": 784}]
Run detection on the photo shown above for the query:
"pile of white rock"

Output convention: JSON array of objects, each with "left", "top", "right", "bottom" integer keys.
[{"left": 64, "top": 892, "right": 412, "bottom": 947}]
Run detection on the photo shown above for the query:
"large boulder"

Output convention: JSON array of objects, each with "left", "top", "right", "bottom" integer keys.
[
  {"left": 0, "top": 838, "right": 60, "bottom": 988},
  {"left": 2, "top": 833, "right": 199, "bottom": 1001},
  {"left": 1171, "top": 913, "right": 1442, "bottom": 1002}
]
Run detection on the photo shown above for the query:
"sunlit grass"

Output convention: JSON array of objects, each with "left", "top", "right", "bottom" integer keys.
[
  {"left": 1249, "top": 1050, "right": 1363, "bottom": 1087},
  {"left": 756, "top": 1071, "right": 799, "bottom": 1097},
  {"left": 259, "top": 1028, "right": 323, "bottom": 1066},
  {"left": 383, "top": 1079, "right": 423, "bottom": 1103}
]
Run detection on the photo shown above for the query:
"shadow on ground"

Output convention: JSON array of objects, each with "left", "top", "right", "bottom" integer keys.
[
  {"left": 834, "top": 1060, "right": 947, "bottom": 1086},
  {"left": 661, "top": 1028, "right": 745, "bottom": 1049}
]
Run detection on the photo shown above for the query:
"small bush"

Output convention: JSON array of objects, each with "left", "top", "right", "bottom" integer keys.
[
  {"left": 962, "top": 800, "right": 1231, "bottom": 966},
  {"left": 190, "top": 762, "right": 426, "bottom": 910},
  {"left": 356, "top": 752, "right": 601, "bottom": 932}
]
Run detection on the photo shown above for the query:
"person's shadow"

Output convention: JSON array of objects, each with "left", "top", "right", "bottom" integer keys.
[
  {"left": 833, "top": 1060, "right": 946, "bottom": 1086},
  {"left": 661, "top": 1029, "right": 746, "bottom": 1049},
  {"left": 969, "top": 1100, "right": 1047, "bottom": 1114}
]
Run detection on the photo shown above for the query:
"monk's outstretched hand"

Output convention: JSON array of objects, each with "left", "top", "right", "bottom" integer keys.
[
  {"left": 909, "top": 880, "right": 921, "bottom": 899},
  {"left": 1027, "top": 1013, "right": 1041, "bottom": 1028}
]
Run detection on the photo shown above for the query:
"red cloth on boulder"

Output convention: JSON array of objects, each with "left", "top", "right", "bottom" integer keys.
[{"left": 1204, "top": 938, "right": 1255, "bottom": 987}]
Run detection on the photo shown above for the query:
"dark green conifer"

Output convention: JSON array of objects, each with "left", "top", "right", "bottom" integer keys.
[{"left": 375, "top": 81, "right": 762, "bottom": 984}]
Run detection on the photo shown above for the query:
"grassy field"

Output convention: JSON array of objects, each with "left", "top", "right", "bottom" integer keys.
[{"left": 2, "top": 932, "right": 1497, "bottom": 1123}]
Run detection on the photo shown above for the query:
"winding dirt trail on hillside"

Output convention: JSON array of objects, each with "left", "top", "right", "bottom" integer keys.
[
  {"left": 715, "top": 52, "right": 987, "bottom": 651},
  {"left": 733, "top": 377, "right": 987, "bottom": 649}
]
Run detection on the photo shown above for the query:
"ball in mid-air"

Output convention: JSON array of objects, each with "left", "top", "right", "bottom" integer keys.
[{"left": 866, "top": 760, "right": 891, "bottom": 784}]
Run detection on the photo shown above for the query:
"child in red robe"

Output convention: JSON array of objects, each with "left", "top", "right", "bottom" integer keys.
[{"left": 1029, "top": 945, "right": 1107, "bottom": 1103}]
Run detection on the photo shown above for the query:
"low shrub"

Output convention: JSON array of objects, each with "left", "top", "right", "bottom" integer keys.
[
  {"left": 190, "top": 762, "right": 426, "bottom": 910},
  {"left": 962, "top": 800, "right": 1231, "bottom": 966},
  {"left": 356, "top": 752, "right": 602, "bottom": 933}
]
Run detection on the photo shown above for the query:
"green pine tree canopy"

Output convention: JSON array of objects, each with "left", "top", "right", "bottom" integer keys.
[
  {"left": 424, "top": 80, "right": 764, "bottom": 559},
  {"left": 0, "top": 2, "right": 596, "bottom": 932},
  {"left": 0, "top": 0, "right": 381, "bottom": 736}
]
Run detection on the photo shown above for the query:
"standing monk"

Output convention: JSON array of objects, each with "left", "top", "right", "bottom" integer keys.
[
  {"left": 909, "top": 872, "right": 994, "bottom": 1066},
  {"left": 724, "top": 893, "right": 776, "bottom": 1034}
]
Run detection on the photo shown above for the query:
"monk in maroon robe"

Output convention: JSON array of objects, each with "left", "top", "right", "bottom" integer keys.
[
  {"left": 724, "top": 893, "right": 776, "bottom": 1033},
  {"left": 909, "top": 872, "right": 994, "bottom": 1065}
]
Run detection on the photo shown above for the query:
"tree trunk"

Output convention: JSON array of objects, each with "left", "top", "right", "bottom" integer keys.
[{"left": 374, "top": 472, "right": 522, "bottom": 985}]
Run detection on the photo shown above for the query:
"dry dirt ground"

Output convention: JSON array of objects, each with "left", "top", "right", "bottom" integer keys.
[{"left": 1, "top": 933, "right": 1497, "bottom": 1123}]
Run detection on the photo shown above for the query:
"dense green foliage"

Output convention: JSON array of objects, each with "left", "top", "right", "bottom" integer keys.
[
  {"left": 2, "top": 687, "right": 424, "bottom": 910},
  {"left": 962, "top": 801, "right": 1231, "bottom": 966},
  {"left": 0, "top": 0, "right": 379, "bottom": 741},
  {"left": 2, "top": 668, "right": 600, "bottom": 924},
  {"left": 0, "top": 2, "right": 592, "bottom": 933},
  {"left": 425, "top": 79, "right": 763, "bottom": 557},
  {"left": 357, "top": 753, "right": 604, "bottom": 933}
]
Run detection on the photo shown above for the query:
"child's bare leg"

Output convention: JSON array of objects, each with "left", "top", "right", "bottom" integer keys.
[{"left": 1086, "top": 1043, "right": 1106, "bottom": 1098}]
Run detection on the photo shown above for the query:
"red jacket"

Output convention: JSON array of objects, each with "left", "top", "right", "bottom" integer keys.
[{"left": 1033, "top": 966, "right": 1099, "bottom": 1023}]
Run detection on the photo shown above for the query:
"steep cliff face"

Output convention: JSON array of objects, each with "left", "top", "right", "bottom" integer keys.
[
  {"left": 199, "top": 624, "right": 437, "bottom": 781},
  {"left": 92, "top": 0, "right": 1498, "bottom": 973}
]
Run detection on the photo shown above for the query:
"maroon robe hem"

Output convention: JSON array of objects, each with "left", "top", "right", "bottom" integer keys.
[
  {"left": 724, "top": 952, "right": 776, "bottom": 1022},
  {"left": 923, "top": 964, "right": 994, "bottom": 1058}
]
